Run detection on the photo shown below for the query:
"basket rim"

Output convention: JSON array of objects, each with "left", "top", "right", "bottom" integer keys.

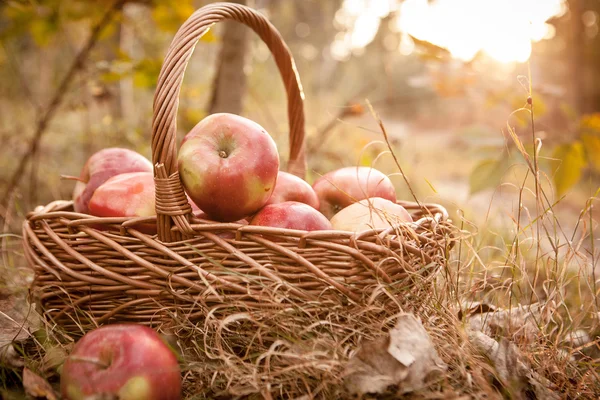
[{"left": 26, "top": 199, "right": 452, "bottom": 236}]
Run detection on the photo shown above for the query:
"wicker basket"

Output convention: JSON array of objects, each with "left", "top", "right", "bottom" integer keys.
[{"left": 24, "top": 2, "right": 455, "bottom": 333}]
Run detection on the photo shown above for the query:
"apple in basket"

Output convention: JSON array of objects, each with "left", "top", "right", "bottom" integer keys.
[
  {"left": 60, "top": 324, "right": 181, "bottom": 400},
  {"left": 88, "top": 172, "right": 157, "bottom": 234},
  {"left": 312, "top": 166, "right": 397, "bottom": 218},
  {"left": 250, "top": 201, "right": 332, "bottom": 231},
  {"left": 265, "top": 171, "right": 320, "bottom": 210},
  {"left": 330, "top": 197, "right": 413, "bottom": 232},
  {"left": 177, "top": 113, "right": 279, "bottom": 222},
  {"left": 88, "top": 172, "right": 201, "bottom": 234},
  {"left": 70, "top": 148, "right": 153, "bottom": 214}
]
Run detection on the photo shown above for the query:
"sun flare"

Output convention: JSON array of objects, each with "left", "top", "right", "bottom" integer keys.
[{"left": 332, "top": 0, "right": 567, "bottom": 63}]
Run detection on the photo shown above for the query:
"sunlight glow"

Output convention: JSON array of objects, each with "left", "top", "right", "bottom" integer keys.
[
  {"left": 332, "top": 0, "right": 566, "bottom": 63},
  {"left": 332, "top": 0, "right": 399, "bottom": 60},
  {"left": 397, "top": 0, "right": 565, "bottom": 63}
]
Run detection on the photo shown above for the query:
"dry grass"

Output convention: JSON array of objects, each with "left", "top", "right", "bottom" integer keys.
[
  {"left": 159, "top": 111, "right": 599, "bottom": 397},
  {"left": 165, "top": 101, "right": 600, "bottom": 398},
  {"left": 1, "top": 101, "right": 600, "bottom": 400}
]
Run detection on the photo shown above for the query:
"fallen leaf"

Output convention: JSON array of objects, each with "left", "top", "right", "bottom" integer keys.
[
  {"left": 563, "top": 329, "right": 600, "bottom": 360},
  {"left": 468, "top": 330, "right": 559, "bottom": 400},
  {"left": 462, "top": 301, "right": 545, "bottom": 343},
  {"left": 553, "top": 141, "right": 586, "bottom": 197},
  {"left": 0, "top": 289, "right": 38, "bottom": 369},
  {"left": 23, "top": 368, "right": 58, "bottom": 400},
  {"left": 344, "top": 313, "right": 447, "bottom": 396},
  {"left": 41, "top": 345, "right": 70, "bottom": 373}
]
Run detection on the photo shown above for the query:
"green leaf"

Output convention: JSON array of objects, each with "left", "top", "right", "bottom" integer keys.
[
  {"left": 581, "top": 132, "right": 600, "bottom": 172},
  {"left": 29, "top": 17, "right": 58, "bottom": 46},
  {"left": 469, "top": 157, "right": 509, "bottom": 195},
  {"left": 151, "top": 0, "right": 195, "bottom": 32},
  {"left": 100, "top": 71, "right": 124, "bottom": 83},
  {"left": 183, "top": 108, "right": 208, "bottom": 127},
  {"left": 133, "top": 71, "right": 156, "bottom": 89},
  {"left": 552, "top": 141, "right": 586, "bottom": 197},
  {"left": 132, "top": 58, "right": 162, "bottom": 89}
]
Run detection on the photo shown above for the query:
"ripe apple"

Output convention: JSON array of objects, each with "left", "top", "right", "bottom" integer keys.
[
  {"left": 88, "top": 172, "right": 157, "bottom": 234},
  {"left": 312, "top": 167, "right": 397, "bottom": 218},
  {"left": 265, "top": 171, "right": 320, "bottom": 210},
  {"left": 177, "top": 113, "right": 279, "bottom": 222},
  {"left": 88, "top": 170, "right": 202, "bottom": 220},
  {"left": 71, "top": 148, "right": 153, "bottom": 214},
  {"left": 89, "top": 172, "right": 155, "bottom": 219},
  {"left": 249, "top": 201, "right": 332, "bottom": 231},
  {"left": 330, "top": 197, "right": 413, "bottom": 232},
  {"left": 60, "top": 324, "right": 181, "bottom": 400}
]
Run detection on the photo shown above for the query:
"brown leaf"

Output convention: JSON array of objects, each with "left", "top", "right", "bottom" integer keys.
[
  {"left": 23, "top": 368, "right": 58, "bottom": 400},
  {"left": 463, "top": 302, "right": 545, "bottom": 344},
  {"left": 344, "top": 313, "right": 447, "bottom": 396},
  {"left": 469, "top": 330, "right": 559, "bottom": 400},
  {"left": 41, "top": 345, "right": 70, "bottom": 374},
  {"left": 0, "top": 290, "right": 38, "bottom": 368}
]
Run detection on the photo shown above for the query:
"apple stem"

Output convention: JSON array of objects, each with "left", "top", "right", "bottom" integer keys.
[
  {"left": 60, "top": 174, "right": 86, "bottom": 183},
  {"left": 218, "top": 150, "right": 228, "bottom": 158},
  {"left": 67, "top": 355, "right": 111, "bottom": 369}
]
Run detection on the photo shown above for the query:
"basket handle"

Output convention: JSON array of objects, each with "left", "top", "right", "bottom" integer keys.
[{"left": 151, "top": 2, "right": 306, "bottom": 242}]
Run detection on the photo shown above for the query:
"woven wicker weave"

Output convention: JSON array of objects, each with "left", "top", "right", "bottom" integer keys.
[{"left": 24, "top": 2, "right": 455, "bottom": 332}]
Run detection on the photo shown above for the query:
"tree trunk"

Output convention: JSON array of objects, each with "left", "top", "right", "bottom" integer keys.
[
  {"left": 119, "top": 3, "right": 138, "bottom": 129},
  {"left": 207, "top": 0, "right": 249, "bottom": 115},
  {"left": 570, "top": 0, "right": 586, "bottom": 114}
]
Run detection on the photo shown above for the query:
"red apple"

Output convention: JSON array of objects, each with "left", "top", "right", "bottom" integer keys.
[
  {"left": 87, "top": 172, "right": 156, "bottom": 234},
  {"left": 89, "top": 172, "right": 156, "bottom": 219},
  {"left": 250, "top": 201, "right": 332, "bottom": 231},
  {"left": 312, "top": 167, "right": 397, "bottom": 218},
  {"left": 265, "top": 171, "right": 320, "bottom": 210},
  {"left": 330, "top": 197, "right": 413, "bottom": 232},
  {"left": 60, "top": 324, "right": 181, "bottom": 400},
  {"left": 72, "top": 148, "right": 153, "bottom": 214},
  {"left": 88, "top": 171, "right": 201, "bottom": 230},
  {"left": 177, "top": 113, "right": 279, "bottom": 222}
]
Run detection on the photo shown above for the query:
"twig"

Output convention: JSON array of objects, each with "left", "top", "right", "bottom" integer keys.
[
  {"left": 306, "top": 83, "right": 376, "bottom": 153},
  {"left": 365, "top": 100, "right": 423, "bottom": 210},
  {"left": 1, "top": 0, "right": 126, "bottom": 211}
]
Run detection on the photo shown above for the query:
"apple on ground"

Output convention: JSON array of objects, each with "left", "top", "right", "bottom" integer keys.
[
  {"left": 330, "top": 197, "right": 413, "bottom": 232},
  {"left": 178, "top": 113, "right": 279, "bottom": 222},
  {"left": 250, "top": 201, "right": 332, "bottom": 231},
  {"left": 70, "top": 148, "right": 153, "bottom": 214},
  {"left": 60, "top": 324, "right": 181, "bottom": 400},
  {"left": 312, "top": 166, "right": 397, "bottom": 218},
  {"left": 265, "top": 171, "right": 320, "bottom": 210}
]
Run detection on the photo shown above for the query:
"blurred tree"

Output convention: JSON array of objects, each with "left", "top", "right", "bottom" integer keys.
[
  {"left": 0, "top": 0, "right": 127, "bottom": 210},
  {"left": 579, "top": 0, "right": 600, "bottom": 113},
  {"left": 569, "top": 0, "right": 585, "bottom": 114},
  {"left": 549, "top": 0, "right": 600, "bottom": 114},
  {"left": 208, "top": 0, "right": 249, "bottom": 115}
]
